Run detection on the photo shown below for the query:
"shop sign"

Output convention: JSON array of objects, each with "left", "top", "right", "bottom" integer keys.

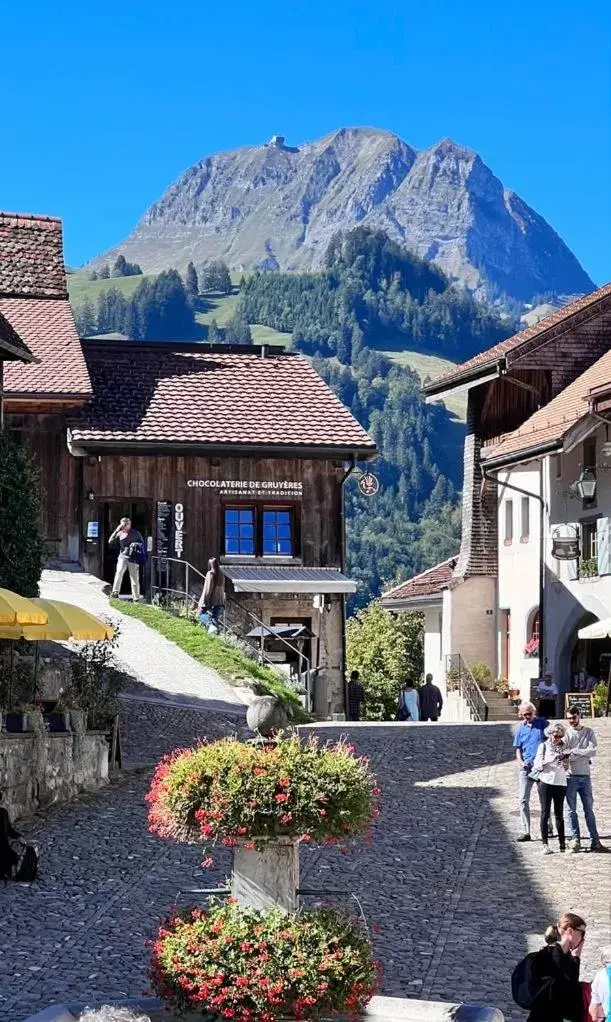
[
  {"left": 187, "top": 479, "right": 304, "bottom": 499},
  {"left": 358, "top": 472, "right": 379, "bottom": 496},
  {"left": 551, "top": 525, "right": 580, "bottom": 561},
  {"left": 156, "top": 501, "right": 172, "bottom": 568},
  {"left": 174, "top": 503, "right": 185, "bottom": 558},
  {"left": 86, "top": 521, "right": 99, "bottom": 539}
]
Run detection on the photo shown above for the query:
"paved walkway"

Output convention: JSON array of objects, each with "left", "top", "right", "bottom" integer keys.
[
  {"left": 40, "top": 570, "right": 248, "bottom": 711},
  {"left": 2, "top": 715, "right": 610, "bottom": 1021}
]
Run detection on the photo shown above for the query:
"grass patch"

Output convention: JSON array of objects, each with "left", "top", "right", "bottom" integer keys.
[
  {"left": 374, "top": 343, "right": 467, "bottom": 422},
  {"left": 68, "top": 271, "right": 153, "bottom": 309},
  {"left": 110, "top": 599, "right": 310, "bottom": 721}
]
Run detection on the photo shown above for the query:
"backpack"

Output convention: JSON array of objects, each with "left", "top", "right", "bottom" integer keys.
[
  {"left": 511, "top": 951, "right": 550, "bottom": 1010},
  {"left": 128, "top": 541, "right": 147, "bottom": 566},
  {"left": 10, "top": 840, "right": 39, "bottom": 883}
]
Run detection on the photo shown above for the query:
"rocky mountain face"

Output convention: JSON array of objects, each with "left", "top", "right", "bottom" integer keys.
[{"left": 94, "top": 127, "right": 594, "bottom": 305}]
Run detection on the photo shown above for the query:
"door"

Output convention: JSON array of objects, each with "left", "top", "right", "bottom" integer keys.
[{"left": 103, "top": 500, "right": 152, "bottom": 592}]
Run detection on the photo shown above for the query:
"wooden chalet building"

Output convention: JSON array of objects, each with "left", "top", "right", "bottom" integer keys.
[
  {"left": 1, "top": 211, "right": 376, "bottom": 718},
  {"left": 383, "top": 283, "right": 611, "bottom": 710}
]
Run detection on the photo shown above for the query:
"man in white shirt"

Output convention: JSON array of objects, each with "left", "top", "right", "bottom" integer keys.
[
  {"left": 565, "top": 706, "right": 608, "bottom": 853},
  {"left": 589, "top": 946, "right": 611, "bottom": 1021}
]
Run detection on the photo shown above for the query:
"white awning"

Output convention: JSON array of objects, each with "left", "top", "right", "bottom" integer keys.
[
  {"left": 578, "top": 616, "right": 611, "bottom": 640},
  {"left": 224, "top": 566, "right": 357, "bottom": 594}
]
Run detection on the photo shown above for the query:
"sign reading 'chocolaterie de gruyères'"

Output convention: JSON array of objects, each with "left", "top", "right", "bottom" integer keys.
[{"left": 187, "top": 479, "right": 304, "bottom": 499}]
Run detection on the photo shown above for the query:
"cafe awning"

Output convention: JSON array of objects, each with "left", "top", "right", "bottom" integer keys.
[
  {"left": 578, "top": 616, "right": 611, "bottom": 640},
  {"left": 246, "top": 624, "right": 313, "bottom": 639},
  {"left": 224, "top": 566, "right": 357, "bottom": 594}
]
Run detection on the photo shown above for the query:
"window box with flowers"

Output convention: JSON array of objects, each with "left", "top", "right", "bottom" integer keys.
[{"left": 524, "top": 637, "right": 539, "bottom": 659}]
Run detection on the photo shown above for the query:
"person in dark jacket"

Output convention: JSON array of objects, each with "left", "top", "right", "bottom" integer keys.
[
  {"left": 526, "top": 912, "right": 587, "bottom": 1022},
  {"left": 347, "top": 670, "right": 366, "bottom": 721},
  {"left": 109, "top": 517, "right": 145, "bottom": 601},
  {"left": 419, "top": 674, "right": 443, "bottom": 721},
  {"left": 0, "top": 793, "right": 25, "bottom": 881}
]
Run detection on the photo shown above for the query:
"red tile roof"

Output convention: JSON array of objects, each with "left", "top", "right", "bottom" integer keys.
[
  {"left": 424, "top": 282, "right": 611, "bottom": 395},
  {"left": 0, "top": 311, "right": 34, "bottom": 362},
  {"left": 381, "top": 556, "right": 458, "bottom": 605},
  {"left": 0, "top": 213, "right": 67, "bottom": 299},
  {"left": 69, "top": 341, "right": 376, "bottom": 453},
  {"left": 2, "top": 298, "right": 92, "bottom": 397},
  {"left": 482, "top": 349, "right": 611, "bottom": 467}
]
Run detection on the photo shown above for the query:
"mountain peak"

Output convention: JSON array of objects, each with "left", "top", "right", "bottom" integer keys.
[{"left": 93, "top": 126, "right": 594, "bottom": 305}]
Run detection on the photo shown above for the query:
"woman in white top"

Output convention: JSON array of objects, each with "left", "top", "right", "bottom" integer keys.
[
  {"left": 533, "top": 722, "right": 570, "bottom": 854},
  {"left": 536, "top": 673, "right": 559, "bottom": 719},
  {"left": 589, "top": 945, "right": 611, "bottom": 1021}
]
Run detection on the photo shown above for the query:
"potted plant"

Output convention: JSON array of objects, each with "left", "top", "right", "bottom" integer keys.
[
  {"left": 580, "top": 557, "right": 598, "bottom": 579},
  {"left": 146, "top": 734, "right": 379, "bottom": 857},
  {"left": 3, "top": 705, "right": 29, "bottom": 732},
  {"left": 468, "top": 662, "right": 493, "bottom": 690},
  {"left": 495, "top": 676, "right": 509, "bottom": 698},
  {"left": 44, "top": 691, "right": 71, "bottom": 733},
  {"left": 524, "top": 637, "right": 539, "bottom": 659},
  {"left": 150, "top": 900, "right": 378, "bottom": 1021}
]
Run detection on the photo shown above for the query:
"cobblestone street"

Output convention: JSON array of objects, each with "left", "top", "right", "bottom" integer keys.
[{"left": 2, "top": 716, "right": 610, "bottom": 1021}]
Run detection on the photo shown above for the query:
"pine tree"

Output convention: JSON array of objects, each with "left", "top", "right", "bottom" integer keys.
[
  {"left": 112, "top": 255, "right": 128, "bottom": 278},
  {"left": 185, "top": 262, "right": 199, "bottom": 300},
  {"left": 89, "top": 269, "right": 98, "bottom": 281},
  {"left": 76, "top": 296, "right": 96, "bottom": 337},
  {"left": 98, "top": 264, "right": 110, "bottom": 279},
  {"left": 207, "top": 319, "right": 222, "bottom": 343},
  {"left": 0, "top": 430, "right": 44, "bottom": 596},
  {"left": 224, "top": 311, "right": 252, "bottom": 344}
]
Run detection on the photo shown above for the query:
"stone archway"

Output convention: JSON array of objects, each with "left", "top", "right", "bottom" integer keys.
[{"left": 553, "top": 594, "right": 611, "bottom": 697}]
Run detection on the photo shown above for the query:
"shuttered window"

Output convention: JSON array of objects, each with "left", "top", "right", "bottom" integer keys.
[{"left": 504, "top": 500, "right": 513, "bottom": 545}]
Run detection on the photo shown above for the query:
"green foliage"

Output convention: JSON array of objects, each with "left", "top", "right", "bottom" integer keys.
[
  {"left": 112, "top": 599, "right": 308, "bottom": 719},
  {"left": 68, "top": 626, "right": 123, "bottom": 728},
  {"left": 98, "top": 263, "right": 110, "bottom": 279},
  {"left": 75, "top": 295, "right": 96, "bottom": 337},
  {"left": 202, "top": 259, "right": 233, "bottom": 294},
  {"left": 207, "top": 317, "right": 222, "bottom": 342},
  {"left": 0, "top": 429, "right": 44, "bottom": 596},
  {"left": 94, "top": 270, "right": 196, "bottom": 339},
  {"left": 147, "top": 734, "right": 378, "bottom": 847},
  {"left": 184, "top": 260, "right": 199, "bottom": 300},
  {"left": 225, "top": 310, "right": 253, "bottom": 344},
  {"left": 469, "top": 662, "right": 493, "bottom": 690},
  {"left": 112, "top": 253, "right": 142, "bottom": 277},
  {"left": 150, "top": 902, "right": 377, "bottom": 1021},
  {"left": 346, "top": 600, "right": 423, "bottom": 719},
  {"left": 592, "top": 680, "right": 609, "bottom": 717}
]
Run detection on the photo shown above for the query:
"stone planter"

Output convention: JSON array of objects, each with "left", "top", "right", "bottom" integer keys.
[
  {"left": 3, "top": 711, "right": 29, "bottom": 733},
  {"left": 45, "top": 712, "right": 71, "bottom": 733},
  {"left": 231, "top": 836, "right": 300, "bottom": 913}
]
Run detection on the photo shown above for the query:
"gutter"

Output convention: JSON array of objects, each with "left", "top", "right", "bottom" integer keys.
[
  {"left": 66, "top": 439, "right": 378, "bottom": 460},
  {"left": 381, "top": 592, "right": 444, "bottom": 611},
  {"left": 422, "top": 358, "right": 506, "bottom": 401},
  {"left": 340, "top": 455, "right": 357, "bottom": 718},
  {"left": 481, "top": 438, "right": 562, "bottom": 472}
]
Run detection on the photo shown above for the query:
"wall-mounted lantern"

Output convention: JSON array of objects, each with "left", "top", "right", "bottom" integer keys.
[
  {"left": 571, "top": 467, "right": 597, "bottom": 502},
  {"left": 551, "top": 524, "right": 580, "bottom": 561}
]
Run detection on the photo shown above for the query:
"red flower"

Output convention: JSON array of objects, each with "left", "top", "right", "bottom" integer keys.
[{"left": 274, "top": 793, "right": 289, "bottom": 803}]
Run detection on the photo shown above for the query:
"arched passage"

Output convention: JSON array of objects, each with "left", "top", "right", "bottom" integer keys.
[{"left": 554, "top": 601, "right": 611, "bottom": 698}]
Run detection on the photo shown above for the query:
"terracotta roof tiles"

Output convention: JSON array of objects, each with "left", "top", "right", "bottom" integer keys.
[
  {"left": 69, "top": 341, "right": 376, "bottom": 452},
  {"left": 482, "top": 349, "right": 611, "bottom": 466},
  {"left": 425, "top": 282, "right": 611, "bottom": 394},
  {"left": 0, "top": 311, "right": 34, "bottom": 362},
  {"left": 2, "top": 298, "right": 92, "bottom": 396},
  {"left": 381, "top": 556, "right": 458, "bottom": 604},
  {"left": 0, "top": 212, "right": 67, "bottom": 299}
]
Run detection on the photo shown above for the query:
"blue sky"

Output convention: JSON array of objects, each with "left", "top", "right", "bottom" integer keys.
[{"left": 2, "top": 0, "right": 610, "bottom": 282}]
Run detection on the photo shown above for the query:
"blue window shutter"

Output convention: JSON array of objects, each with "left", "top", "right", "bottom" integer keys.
[{"left": 597, "top": 517, "right": 611, "bottom": 575}]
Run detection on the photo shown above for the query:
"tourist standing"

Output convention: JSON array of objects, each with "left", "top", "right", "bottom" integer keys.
[
  {"left": 419, "top": 673, "right": 443, "bottom": 721},
  {"left": 197, "top": 557, "right": 226, "bottom": 631},
  {"left": 514, "top": 701, "right": 548, "bottom": 842},
  {"left": 589, "top": 946, "right": 611, "bottom": 1021},
  {"left": 109, "top": 517, "right": 145, "bottom": 601},
  {"left": 519, "top": 913, "right": 587, "bottom": 1022},
  {"left": 396, "top": 680, "right": 420, "bottom": 721},
  {"left": 565, "top": 706, "right": 608, "bottom": 853},
  {"left": 536, "top": 673, "right": 559, "bottom": 718},
  {"left": 533, "top": 722, "right": 570, "bottom": 854},
  {"left": 347, "top": 670, "right": 366, "bottom": 721}
]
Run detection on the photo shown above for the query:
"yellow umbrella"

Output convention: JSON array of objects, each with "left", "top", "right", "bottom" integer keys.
[
  {"left": 0, "top": 600, "right": 114, "bottom": 641},
  {"left": 0, "top": 588, "right": 48, "bottom": 626}
]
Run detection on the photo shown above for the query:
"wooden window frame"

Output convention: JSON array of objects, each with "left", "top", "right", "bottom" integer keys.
[{"left": 222, "top": 500, "right": 301, "bottom": 559}]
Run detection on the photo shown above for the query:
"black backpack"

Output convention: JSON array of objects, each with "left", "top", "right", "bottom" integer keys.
[
  {"left": 511, "top": 951, "right": 552, "bottom": 1010},
  {"left": 11, "top": 841, "right": 39, "bottom": 883}
]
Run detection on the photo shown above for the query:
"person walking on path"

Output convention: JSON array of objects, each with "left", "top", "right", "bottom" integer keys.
[
  {"left": 514, "top": 701, "right": 548, "bottom": 842},
  {"left": 589, "top": 946, "right": 611, "bottom": 1021},
  {"left": 565, "top": 706, "right": 608, "bottom": 853},
  {"left": 533, "top": 722, "right": 571, "bottom": 854},
  {"left": 419, "top": 673, "right": 443, "bottom": 721},
  {"left": 347, "top": 670, "right": 366, "bottom": 721},
  {"left": 197, "top": 557, "right": 226, "bottom": 631},
  {"left": 109, "top": 517, "right": 145, "bottom": 602},
  {"left": 536, "top": 673, "right": 559, "bottom": 719},
  {"left": 521, "top": 913, "right": 587, "bottom": 1022},
  {"left": 396, "top": 680, "right": 420, "bottom": 721}
]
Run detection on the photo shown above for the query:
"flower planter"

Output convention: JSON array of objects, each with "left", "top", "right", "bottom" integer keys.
[
  {"left": 232, "top": 836, "right": 300, "bottom": 913},
  {"left": 44, "top": 712, "right": 71, "bottom": 733},
  {"left": 3, "top": 711, "right": 29, "bottom": 733}
]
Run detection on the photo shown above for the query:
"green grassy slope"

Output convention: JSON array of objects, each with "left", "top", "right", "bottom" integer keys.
[
  {"left": 373, "top": 343, "right": 466, "bottom": 421},
  {"left": 68, "top": 271, "right": 152, "bottom": 307}
]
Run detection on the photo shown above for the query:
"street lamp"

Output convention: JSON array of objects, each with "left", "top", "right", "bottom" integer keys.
[{"left": 572, "top": 468, "right": 597, "bottom": 501}]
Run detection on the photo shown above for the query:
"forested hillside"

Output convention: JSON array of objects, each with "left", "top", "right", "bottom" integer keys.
[{"left": 238, "top": 228, "right": 510, "bottom": 605}]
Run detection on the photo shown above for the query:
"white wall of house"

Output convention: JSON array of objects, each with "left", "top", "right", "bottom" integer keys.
[
  {"left": 423, "top": 604, "right": 445, "bottom": 690},
  {"left": 544, "top": 427, "right": 611, "bottom": 694},
  {"left": 496, "top": 464, "right": 542, "bottom": 698}
]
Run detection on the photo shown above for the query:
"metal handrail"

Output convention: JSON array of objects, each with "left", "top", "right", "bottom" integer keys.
[{"left": 445, "top": 652, "right": 489, "bottom": 722}]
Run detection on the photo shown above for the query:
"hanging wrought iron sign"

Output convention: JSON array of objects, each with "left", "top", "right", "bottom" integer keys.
[
  {"left": 358, "top": 472, "right": 380, "bottom": 496},
  {"left": 552, "top": 524, "right": 580, "bottom": 561}
]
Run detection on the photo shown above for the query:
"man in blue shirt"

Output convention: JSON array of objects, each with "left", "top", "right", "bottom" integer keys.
[{"left": 513, "top": 701, "right": 548, "bottom": 842}]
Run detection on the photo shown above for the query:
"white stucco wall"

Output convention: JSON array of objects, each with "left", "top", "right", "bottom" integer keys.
[
  {"left": 544, "top": 428, "right": 611, "bottom": 693},
  {"left": 496, "top": 465, "right": 542, "bottom": 698},
  {"left": 423, "top": 605, "right": 445, "bottom": 690}
]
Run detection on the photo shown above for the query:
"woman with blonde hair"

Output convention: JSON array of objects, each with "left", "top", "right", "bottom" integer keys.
[
  {"left": 514, "top": 912, "right": 586, "bottom": 1022},
  {"left": 532, "top": 721, "right": 571, "bottom": 853}
]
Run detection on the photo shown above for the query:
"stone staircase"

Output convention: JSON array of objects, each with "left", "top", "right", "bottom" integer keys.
[{"left": 483, "top": 690, "right": 520, "bottom": 722}]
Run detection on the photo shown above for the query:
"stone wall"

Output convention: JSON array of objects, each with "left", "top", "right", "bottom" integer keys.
[{"left": 0, "top": 731, "right": 109, "bottom": 822}]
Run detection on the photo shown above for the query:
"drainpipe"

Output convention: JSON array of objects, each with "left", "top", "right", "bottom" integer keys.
[
  {"left": 481, "top": 463, "right": 547, "bottom": 683},
  {"left": 339, "top": 455, "right": 357, "bottom": 717}
]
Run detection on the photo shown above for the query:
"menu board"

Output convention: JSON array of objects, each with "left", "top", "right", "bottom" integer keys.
[
  {"left": 156, "top": 500, "right": 172, "bottom": 570},
  {"left": 564, "top": 693, "right": 595, "bottom": 718}
]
